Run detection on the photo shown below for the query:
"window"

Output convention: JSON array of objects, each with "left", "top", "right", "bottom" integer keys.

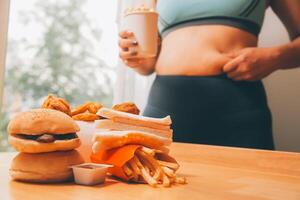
[{"left": 0, "top": 0, "right": 119, "bottom": 151}]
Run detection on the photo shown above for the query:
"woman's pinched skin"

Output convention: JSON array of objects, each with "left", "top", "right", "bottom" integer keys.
[{"left": 119, "top": 0, "right": 300, "bottom": 80}]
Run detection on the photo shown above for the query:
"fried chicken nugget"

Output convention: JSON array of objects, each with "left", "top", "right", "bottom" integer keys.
[
  {"left": 112, "top": 102, "right": 140, "bottom": 115},
  {"left": 88, "top": 103, "right": 103, "bottom": 114},
  {"left": 57, "top": 97, "right": 70, "bottom": 110},
  {"left": 72, "top": 113, "right": 100, "bottom": 121},
  {"left": 42, "top": 94, "right": 71, "bottom": 115},
  {"left": 71, "top": 102, "right": 93, "bottom": 116}
]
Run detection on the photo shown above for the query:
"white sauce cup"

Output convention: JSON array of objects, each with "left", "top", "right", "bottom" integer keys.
[{"left": 70, "top": 163, "right": 113, "bottom": 186}]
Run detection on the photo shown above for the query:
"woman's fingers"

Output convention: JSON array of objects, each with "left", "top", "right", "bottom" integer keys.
[
  {"left": 124, "top": 58, "right": 142, "bottom": 68},
  {"left": 223, "top": 55, "right": 245, "bottom": 73},
  {"left": 119, "top": 30, "right": 138, "bottom": 61},
  {"left": 227, "top": 70, "right": 240, "bottom": 79},
  {"left": 119, "top": 50, "right": 138, "bottom": 60},
  {"left": 233, "top": 74, "right": 255, "bottom": 81},
  {"left": 119, "top": 30, "right": 134, "bottom": 39},
  {"left": 119, "top": 38, "right": 138, "bottom": 50},
  {"left": 228, "top": 66, "right": 258, "bottom": 81}
]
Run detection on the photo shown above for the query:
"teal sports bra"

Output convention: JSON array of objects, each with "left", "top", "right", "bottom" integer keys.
[{"left": 157, "top": 0, "right": 267, "bottom": 37}]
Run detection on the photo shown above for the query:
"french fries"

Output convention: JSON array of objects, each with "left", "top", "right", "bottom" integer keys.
[
  {"left": 123, "top": 147, "right": 186, "bottom": 187},
  {"left": 136, "top": 150, "right": 162, "bottom": 181},
  {"left": 141, "top": 147, "right": 155, "bottom": 156},
  {"left": 157, "top": 160, "right": 180, "bottom": 171},
  {"left": 162, "top": 166, "right": 175, "bottom": 178},
  {"left": 133, "top": 156, "right": 157, "bottom": 187},
  {"left": 175, "top": 177, "right": 187, "bottom": 184},
  {"left": 128, "top": 160, "right": 139, "bottom": 181},
  {"left": 123, "top": 164, "right": 133, "bottom": 177},
  {"left": 162, "top": 173, "right": 170, "bottom": 187}
]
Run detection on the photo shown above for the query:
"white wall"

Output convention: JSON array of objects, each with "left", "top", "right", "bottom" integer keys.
[{"left": 260, "top": 9, "right": 300, "bottom": 152}]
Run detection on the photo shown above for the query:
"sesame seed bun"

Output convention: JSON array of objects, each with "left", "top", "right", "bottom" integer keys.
[
  {"left": 7, "top": 109, "right": 80, "bottom": 135},
  {"left": 7, "top": 109, "right": 81, "bottom": 153}
]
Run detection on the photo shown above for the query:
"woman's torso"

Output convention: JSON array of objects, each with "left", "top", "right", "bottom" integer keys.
[{"left": 155, "top": 0, "right": 269, "bottom": 76}]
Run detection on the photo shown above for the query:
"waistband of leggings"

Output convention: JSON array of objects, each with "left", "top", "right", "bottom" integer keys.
[
  {"left": 155, "top": 73, "right": 265, "bottom": 84},
  {"left": 156, "top": 73, "right": 228, "bottom": 79}
]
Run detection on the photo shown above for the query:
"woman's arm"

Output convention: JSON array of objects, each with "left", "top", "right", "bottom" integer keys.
[
  {"left": 223, "top": 0, "right": 300, "bottom": 81},
  {"left": 270, "top": 0, "right": 300, "bottom": 69},
  {"left": 119, "top": 1, "right": 159, "bottom": 76}
]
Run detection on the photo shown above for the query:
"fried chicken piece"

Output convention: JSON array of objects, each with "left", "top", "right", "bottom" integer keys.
[
  {"left": 112, "top": 102, "right": 140, "bottom": 115},
  {"left": 71, "top": 102, "right": 93, "bottom": 116},
  {"left": 42, "top": 94, "right": 71, "bottom": 116},
  {"left": 71, "top": 102, "right": 103, "bottom": 116},
  {"left": 72, "top": 113, "right": 100, "bottom": 121},
  {"left": 88, "top": 103, "right": 103, "bottom": 114}
]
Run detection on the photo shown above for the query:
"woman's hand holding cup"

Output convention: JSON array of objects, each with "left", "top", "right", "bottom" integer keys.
[{"left": 119, "top": 30, "right": 143, "bottom": 68}]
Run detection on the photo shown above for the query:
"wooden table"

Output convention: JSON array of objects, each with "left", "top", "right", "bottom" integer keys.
[{"left": 1, "top": 143, "right": 300, "bottom": 200}]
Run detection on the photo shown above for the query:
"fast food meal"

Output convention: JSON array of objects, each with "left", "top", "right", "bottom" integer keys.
[
  {"left": 8, "top": 109, "right": 81, "bottom": 153},
  {"left": 91, "top": 107, "right": 186, "bottom": 187},
  {"left": 42, "top": 94, "right": 71, "bottom": 115},
  {"left": 10, "top": 150, "right": 84, "bottom": 183},
  {"left": 10, "top": 94, "right": 185, "bottom": 187}
]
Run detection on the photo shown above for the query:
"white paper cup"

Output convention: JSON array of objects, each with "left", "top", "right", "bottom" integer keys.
[{"left": 122, "top": 11, "right": 158, "bottom": 58}]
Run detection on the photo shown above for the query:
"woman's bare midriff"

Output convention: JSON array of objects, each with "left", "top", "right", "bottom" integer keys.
[{"left": 155, "top": 25, "right": 258, "bottom": 76}]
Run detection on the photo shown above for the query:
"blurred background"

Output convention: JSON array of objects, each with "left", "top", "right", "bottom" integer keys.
[
  {"left": 0, "top": 1, "right": 299, "bottom": 152},
  {"left": 0, "top": 0, "right": 118, "bottom": 151}
]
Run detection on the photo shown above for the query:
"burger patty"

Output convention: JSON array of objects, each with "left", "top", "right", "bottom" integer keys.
[{"left": 15, "top": 133, "right": 78, "bottom": 143}]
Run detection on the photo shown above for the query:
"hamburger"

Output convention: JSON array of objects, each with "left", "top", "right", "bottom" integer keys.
[
  {"left": 8, "top": 109, "right": 81, "bottom": 153},
  {"left": 10, "top": 150, "right": 84, "bottom": 183}
]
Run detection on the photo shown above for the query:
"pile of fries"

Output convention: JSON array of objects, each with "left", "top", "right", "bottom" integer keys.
[{"left": 123, "top": 147, "right": 186, "bottom": 187}]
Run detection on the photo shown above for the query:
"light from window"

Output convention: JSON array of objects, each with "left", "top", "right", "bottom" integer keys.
[{"left": 0, "top": 0, "right": 118, "bottom": 151}]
